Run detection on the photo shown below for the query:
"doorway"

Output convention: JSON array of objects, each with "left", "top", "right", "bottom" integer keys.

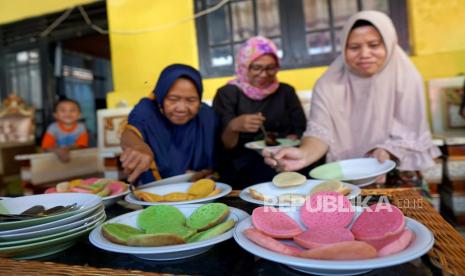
[
  {"left": 56, "top": 33, "right": 113, "bottom": 146},
  {"left": 0, "top": 1, "right": 110, "bottom": 145}
]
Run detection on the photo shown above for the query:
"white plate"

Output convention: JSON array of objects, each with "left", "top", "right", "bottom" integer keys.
[
  {"left": 0, "top": 206, "right": 105, "bottom": 242},
  {"left": 137, "top": 173, "right": 194, "bottom": 189},
  {"left": 124, "top": 182, "right": 232, "bottom": 206},
  {"left": 89, "top": 204, "right": 249, "bottom": 260},
  {"left": 245, "top": 138, "right": 300, "bottom": 152},
  {"left": 0, "top": 216, "right": 105, "bottom": 259},
  {"left": 234, "top": 210, "right": 434, "bottom": 275},
  {"left": 0, "top": 212, "right": 106, "bottom": 247},
  {"left": 309, "top": 158, "right": 396, "bottom": 187},
  {"left": 0, "top": 203, "right": 103, "bottom": 236},
  {"left": 239, "top": 180, "right": 361, "bottom": 206},
  {"left": 103, "top": 190, "right": 130, "bottom": 207},
  {"left": 13, "top": 242, "right": 75, "bottom": 260},
  {"left": 45, "top": 180, "right": 129, "bottom": 208},
  {"left": 0, "top": 193, "right": 102, "bottom": 230}
]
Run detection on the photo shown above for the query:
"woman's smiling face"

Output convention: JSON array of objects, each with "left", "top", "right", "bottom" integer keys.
[
  {"left": 247, "top": 54, "right": 279, "bottom": 88},
  {"left": 162, "top": 78, "right": 201, "bottom": 125},
  {"left": 345, "top": 25, "right": 387, "bottom": 77}
]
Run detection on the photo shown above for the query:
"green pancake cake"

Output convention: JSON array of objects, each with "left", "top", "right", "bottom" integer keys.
[
  {"left": 137, "top": 205, "right": 185, "bottom": 231},
  {"left": 102, "top": 223, "right": 145, "bottom": 245},
  {"left": 146, "top": 223, "right": 197, "bottom": 241},
  {"left": 127, "top": 233, "right": 185, "bottom": 246},
  {"left": 186, "top": 203, "right": 230, "bottom": 231},
  {"left": 187, "top": 219, "right": 235, "bottom": 243}
]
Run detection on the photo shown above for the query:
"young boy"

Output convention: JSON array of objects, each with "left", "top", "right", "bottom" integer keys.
[{"left": 41, "top": 99, "right": 88, "bottom": 162}]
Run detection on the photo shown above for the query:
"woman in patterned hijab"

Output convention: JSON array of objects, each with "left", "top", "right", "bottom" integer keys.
[{"left": 213, "top": 36, "right": 307, "bottom": 188}]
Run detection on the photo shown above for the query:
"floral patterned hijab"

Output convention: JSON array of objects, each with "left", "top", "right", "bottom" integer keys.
[{"left": 228, "top": 36, "right": 280, "bottom": 100}]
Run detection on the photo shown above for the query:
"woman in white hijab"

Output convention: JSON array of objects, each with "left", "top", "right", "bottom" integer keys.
[{"left": 264, "top": 11, "right": 440, "bottom": 181}]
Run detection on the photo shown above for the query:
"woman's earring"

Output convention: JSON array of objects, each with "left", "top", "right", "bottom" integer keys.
[{"left": 156, "top": 101, "right": 164, "bottom": 114}]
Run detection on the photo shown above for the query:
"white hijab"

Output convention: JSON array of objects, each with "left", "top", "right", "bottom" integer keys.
[{"left": 304, "top": 11, "right": 440, "bottom": 170}]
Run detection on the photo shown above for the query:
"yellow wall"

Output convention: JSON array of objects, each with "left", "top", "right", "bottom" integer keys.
[
  {"left": 2, "top": 0, "right": 463, "bottom": 106},
  {"left": 409, "top": 0, "right": 465, "bottom": 55},
  {"left": 412, "top": 50, "right": 465, "bottom": 81},
  {"left": 407, "top": 0, "right": 465, "bottom": 82},
  {"left": 107, "top": 0, "right": 199, "bottom": 106},
  {"left": 105, "top": 0, "right": 465, "bottom": 107},
  {"left": 0, "top": 0, "right": 97, "bottom": 24},
  {"left": 105, "top": 0, "right": 329, "bottom": 105}
]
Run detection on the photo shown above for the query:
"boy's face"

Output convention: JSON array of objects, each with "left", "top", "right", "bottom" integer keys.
[{"left": 54, "top": 102, "right": 81, "bottom": 126}]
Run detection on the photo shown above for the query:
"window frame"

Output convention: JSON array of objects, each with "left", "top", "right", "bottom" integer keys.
[
  {"left": 0, "top": 1, "right": 108, "bottom": 141},
  {"left": 196, "top": 0, "right": 287, "bottom": 77},
  {"left": 0, "top": 41, "right": 53, "bottom": 142},
  {"left": 195, "top": 0, "right": 409, "bottom": 78}
]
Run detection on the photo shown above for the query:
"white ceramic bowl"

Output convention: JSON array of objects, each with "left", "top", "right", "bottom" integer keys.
[
  {"left": 0, "top": 193, "right": 102, "bottom": 231},
  {"left": 309, "top": 158, "right": 396, "bottom": 187},
  {"left": 239, "top": 179, "right": 361, "bottom": 206},
  {"left": 0, "top": 202, "right": 103, "bottom": 236},
  {"left": 0, "top": 206, "right": 105, "bottom": 242},
  {"left": 102, "top": 190, "right": 129, "bottom": 207},
  {"left": 89, "top": 204, "right": 248, "bottom": 261},
  {"left": 0, "top": 212, "right": 106, "bottom": 247},
  {"left": 0, "top": 216, "right": 105, "bottom": 259}
]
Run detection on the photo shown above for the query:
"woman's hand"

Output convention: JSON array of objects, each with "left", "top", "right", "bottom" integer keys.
[
  {"left": 367, "top": 148, "right": 391, "bottom": 184},
  {"left": 286, "top": 134, "right": 299, "bottom": 140},
  {"left": 222, "top": 113, "right": 265, "bottom": 149},
  {"left": 264, "top": 136, "right": 328, "bottom": 172},
  {"left": 120, "top": 143, "right": 154, "bottom": 183},
  {"left": 367, "top": 148, "right": 391, "bottom": 163},
  {"left": 229, "top": 113, "right": 265, "bottom": 133},
  {"left": 374, "top": 175, "right": 386, "bottom": 184},
  {"left": 263, "top": 147, "right": 309, "bottom": 172}
]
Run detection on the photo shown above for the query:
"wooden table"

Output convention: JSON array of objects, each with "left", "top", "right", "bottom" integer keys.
[{"left": 1, "top": 188, "right": 465, "bottom": 275}]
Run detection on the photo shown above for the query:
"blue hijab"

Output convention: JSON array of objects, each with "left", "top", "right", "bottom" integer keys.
[{"left": 127, "top": 64, "right": 217, "bottom": 183}]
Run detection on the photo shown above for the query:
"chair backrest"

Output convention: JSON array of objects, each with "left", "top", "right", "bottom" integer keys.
[
  {"left": 0, "top": 94, "right": 35, "bottom": 143},
  {"left": 428, "top": 76, "right": 465, "bottom": 136},
  {"left": 97, "top": 107, "right": 132, "bottom": 153},
  {"left": 16, "top": 148, "right": 103, "bottom": 185}
]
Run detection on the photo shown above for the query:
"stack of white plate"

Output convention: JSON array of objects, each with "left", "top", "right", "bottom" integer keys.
[{"left": 0, "top": 193, "right": 105, "bottom": 259}]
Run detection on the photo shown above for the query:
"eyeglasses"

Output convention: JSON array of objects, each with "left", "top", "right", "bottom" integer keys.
[{"left": 248, "top": 64, "right": 279, "bottom": 75}]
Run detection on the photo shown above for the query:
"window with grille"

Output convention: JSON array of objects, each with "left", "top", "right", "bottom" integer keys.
[
  {"left": 4, "top": 50, "right": 45, "bottom": 138},
  {"left": 5, "top": 50, "right": 42, "bottom": 109},
  {"left": 195, "top": 0, "right": 408, "bottom": 78}
]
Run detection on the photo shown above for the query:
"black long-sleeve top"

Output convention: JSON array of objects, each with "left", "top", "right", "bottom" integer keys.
[{"left": 213, "top": 83, "right": 307, "bottom": 145}]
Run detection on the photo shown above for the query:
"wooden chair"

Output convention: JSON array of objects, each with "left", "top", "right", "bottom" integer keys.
[
  {"left": 0, "top": 94, "right": 36, "bottom": 190},
  {"left": 97, "top": 107, "right": 132, "bottom": 180},
  {"left": 16, "top": 148, "right": 103, "bottom": 193},
  {"left": 427, "top": 77, "right": 465, "bottom": 225}
]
